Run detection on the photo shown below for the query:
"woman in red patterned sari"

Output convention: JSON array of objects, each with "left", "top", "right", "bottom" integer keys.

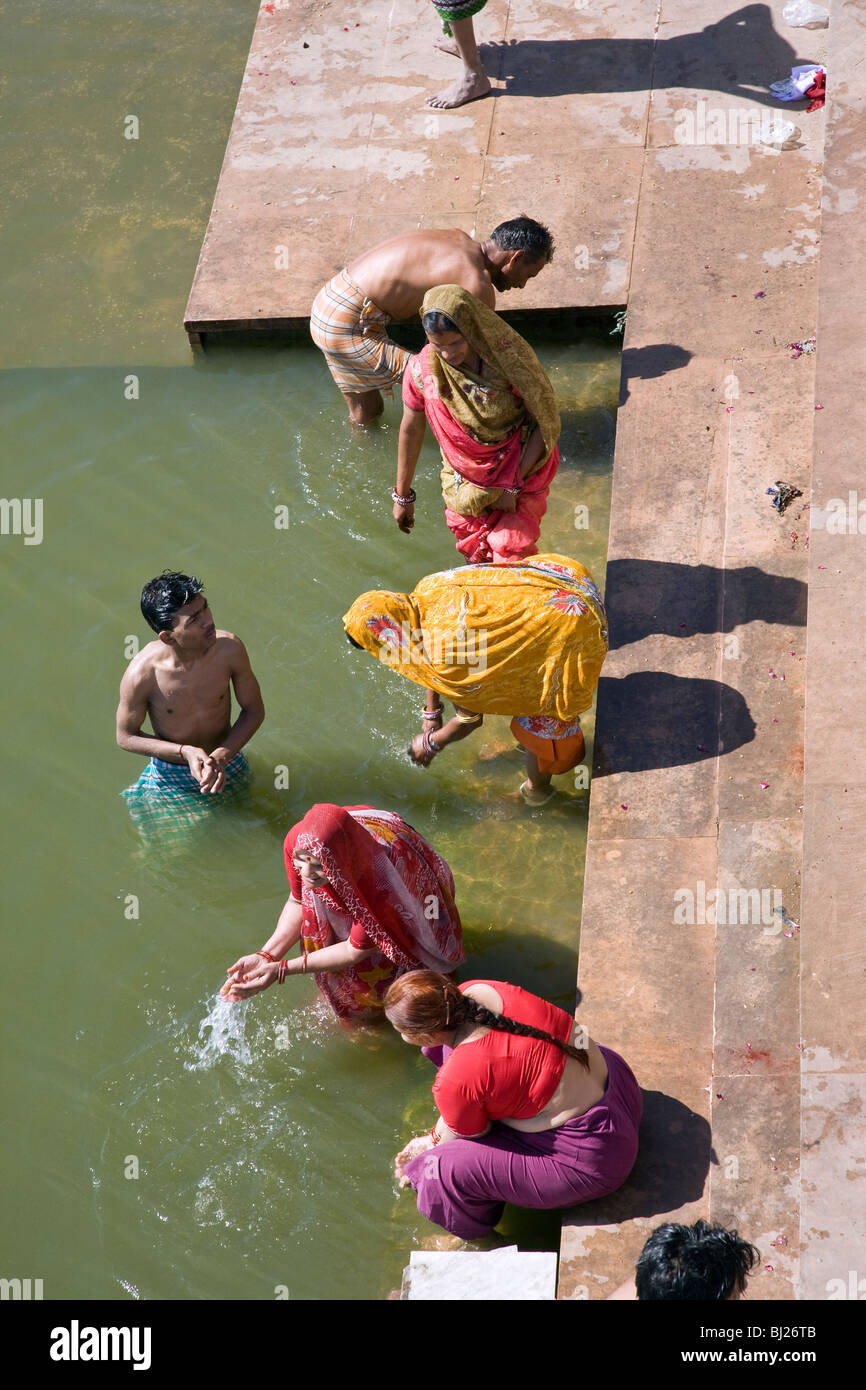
[{"left": 222, "top": 804, "right": 464, "bottom": 1024}]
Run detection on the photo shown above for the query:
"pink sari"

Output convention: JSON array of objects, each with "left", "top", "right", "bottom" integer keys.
[{"left": 403, "top": 344, "right": 560, "bottom": 565}]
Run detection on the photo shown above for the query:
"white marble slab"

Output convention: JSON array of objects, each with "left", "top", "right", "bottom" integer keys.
[{"left": 403, "top": 1246, "right": 558, "bottom": 1301}]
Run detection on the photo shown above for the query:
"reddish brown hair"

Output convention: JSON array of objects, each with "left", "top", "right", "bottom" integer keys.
[{"left": 384, "top": 970, "right": 589, "bottom": 1067}]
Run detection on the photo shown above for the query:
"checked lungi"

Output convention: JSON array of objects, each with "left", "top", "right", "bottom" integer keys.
[
  {"left": 121, "top": 752, "right": 251, "bottom": 844},
  {"left": 310, "top": 269, "right": 410, "bottom": 394}
]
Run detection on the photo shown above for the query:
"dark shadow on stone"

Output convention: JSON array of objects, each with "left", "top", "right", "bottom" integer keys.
[
  {"left": 605, "top": 559, "right": 807, "bottom": 649},
  {"left": 619, "top": 344, "right": 693, "bottom": 406},
  {"left": 561, "top": 1090, "right": 714, "bottom": 1230},
  {"left": 594, "top": 672, "right": 756, "bottom": 775},
  {"left": 488, "top": 6, "right": 813, "bottom": 110},
  {"left": 499, "top": 1203, "right": 564, "bottom": 1250}
]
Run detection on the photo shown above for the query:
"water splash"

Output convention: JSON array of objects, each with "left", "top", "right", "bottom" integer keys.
[
  {"left": 185, "top": 994, "right": 252, "bottom": 1072},
  {"left": 116, "top": 1277, "right": 142, "bottom": 1299}
]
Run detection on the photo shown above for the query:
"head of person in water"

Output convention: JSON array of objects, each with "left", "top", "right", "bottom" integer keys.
[
  {"left": 635, "top": 1220, "right": 760, "bottom": 1301},
  {"left": 140, "top": 571, "right": 216, "bottom": 653},
  {"left": 486, "top": 216, "right": 555, "bottom": 292}
]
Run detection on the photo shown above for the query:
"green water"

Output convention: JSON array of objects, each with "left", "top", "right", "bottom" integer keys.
[{"left": 1, "top": 1, "right": 619, "bottom": 1299}]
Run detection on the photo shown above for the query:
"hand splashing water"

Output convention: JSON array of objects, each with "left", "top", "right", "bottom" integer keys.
[{"left": 185, "top": 993, "right": 254, "bottom": 1072}]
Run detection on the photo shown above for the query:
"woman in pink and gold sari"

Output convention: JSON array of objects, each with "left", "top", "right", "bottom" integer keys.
[
  {"left": 392, "top": 285, "right": 561, "bottom": 565},
  {"left": 222, "top": 804, "right": 464, "bottom": 1025}
]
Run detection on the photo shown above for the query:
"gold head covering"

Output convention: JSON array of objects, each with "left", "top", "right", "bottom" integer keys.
[
  {"left": 420, "top": 285, "right": 561, "bottom": 458},
  {"left": 343, "top": 555, "right": 607, "bottom": 720}
]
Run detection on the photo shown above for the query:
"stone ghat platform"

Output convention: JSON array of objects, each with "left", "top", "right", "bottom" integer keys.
[
  {"left": 556, "top": 0, "right": 865, "bottom": 1304},
  {"left": 186, "top": 0, "right": 865, "bottom": 1302},
  {"left": 184, "top": 0, "right": 644, "bottom": 339}
]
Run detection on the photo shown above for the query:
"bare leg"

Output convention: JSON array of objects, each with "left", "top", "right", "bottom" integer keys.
[
  {"left": 343, "top": 388, "right": 384, "bottom": 426},
  {"left": 427, "top": 18, "right": 491, "bottom": 109},
  {"left": 520, "top": 752, "right": 554, "bottom": 805}
]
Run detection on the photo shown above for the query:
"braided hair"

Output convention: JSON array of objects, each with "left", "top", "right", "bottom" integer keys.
[{"left": 384, "top": 970, "right": 590, "bottom": 1070}]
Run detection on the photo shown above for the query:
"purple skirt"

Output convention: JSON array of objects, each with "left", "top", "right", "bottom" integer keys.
[{"left": 405, "top": 1045, "right": 643, "bottom": 1239}]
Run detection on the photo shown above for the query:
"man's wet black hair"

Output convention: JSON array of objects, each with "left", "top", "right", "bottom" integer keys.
[
  {"left": 141, "top": 571, "right": 204, "bottom": 634},
  {"left": 490, "top": 215, "right": 554, "bottom": 263},
  {"left": 422, "top": 310, "right": 460, "bottom": 336},
  {"left": 635, "top": 1220, "right": 760, "bottom": 1301}
]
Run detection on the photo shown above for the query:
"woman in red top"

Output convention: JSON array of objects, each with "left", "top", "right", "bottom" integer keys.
[
  {"left": 221, "top": 807, "right": 464, "bottom": 1025},
  {"left": 384, "top": 971, "right": 643, "bottom": 1238}
]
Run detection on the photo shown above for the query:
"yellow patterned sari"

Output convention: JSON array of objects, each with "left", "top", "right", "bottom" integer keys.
[{"left": 343, "top": 554, "right": 608, "bottom": 720}]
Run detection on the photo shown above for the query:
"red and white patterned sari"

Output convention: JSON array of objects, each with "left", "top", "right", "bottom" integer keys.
[{"left": 283, "top": 805, "right": 464, "bottom": 1024}]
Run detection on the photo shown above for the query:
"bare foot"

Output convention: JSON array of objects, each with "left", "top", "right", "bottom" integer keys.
[
  {"left": 520, "top": 779, "right": 555, "bottom": 806},
  {"left": 420, "top": 1233, "right": 469, "bottom": 1251},
  {"left": 427, "top": 71, "right": 491, "bottom": 109},
  {"left": 434, "top": 37, "right": 460, "bottom": 57},
  {"left": 419, "top": 1231, "right": 507, "bottom": 1251}
]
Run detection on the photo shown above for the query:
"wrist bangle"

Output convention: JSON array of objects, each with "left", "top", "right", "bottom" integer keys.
[
  {"left": 178, "top": 744, "right": 186, "bottom": 759},
  {"left": 277, "top": 960, "right": 289, "bottom": 984},
  {"left": 422, "top": 707, "right": 443, "bottom": 720},
  {"left": 257, "top": 950, "right": 277, "bottom": 964},
  {"left": 430, "top": 1125, "right": 442, "bottom": 1147},
  {"left": 392, "top": 488, "right": 416, "bottom": 506},
  {"left": 423, "top": 730, "right": 440, "bottom": 757}
]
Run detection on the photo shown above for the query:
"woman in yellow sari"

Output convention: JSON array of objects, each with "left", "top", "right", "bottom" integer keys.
[{"left": 344, "top": 555, "right": 608, "bottom": 803}]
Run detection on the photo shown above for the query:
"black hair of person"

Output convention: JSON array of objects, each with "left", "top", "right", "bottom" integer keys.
[
  {"left": 421, "top": 310, "right": 461, "bottom": 336},
  {"left": 140, "top": 571, "right": 204, "bottom": 634},
  {"left": 489, "top": 215, "right": 555, "bottom": 263},
  {"left": 635, "top": 1220, "right": 760, "bottom": 1301}
]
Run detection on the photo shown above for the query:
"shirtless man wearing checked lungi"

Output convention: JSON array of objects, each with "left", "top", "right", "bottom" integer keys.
[
  {"left": 116, "top": 572, "right": 265, "bottom": 841},
  {"left": 310, "top": 217, "right": 554, "bottom": 425}
]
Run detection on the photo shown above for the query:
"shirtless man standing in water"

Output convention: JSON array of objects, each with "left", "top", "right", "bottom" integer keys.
[
  {"left": 310, "top": 216, "right": 554, "bottom": 424},
  {"left": 116, "top": 571, "right": 264, "bottom": 798}
]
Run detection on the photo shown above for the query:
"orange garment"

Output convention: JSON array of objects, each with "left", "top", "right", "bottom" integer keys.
[{"left": 510, "top": 716, "right": 586, "bottom": 775}]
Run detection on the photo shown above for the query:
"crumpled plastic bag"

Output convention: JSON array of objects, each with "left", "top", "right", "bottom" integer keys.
[
  {"left": 759, "top": 117, "right": 797, "bottom": 146},
  {"left": 781, "top": 0, "right": 829, "bottom": 27},
  {"left": 770, "top": 64, "right": 826, "bottom": 101}
]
